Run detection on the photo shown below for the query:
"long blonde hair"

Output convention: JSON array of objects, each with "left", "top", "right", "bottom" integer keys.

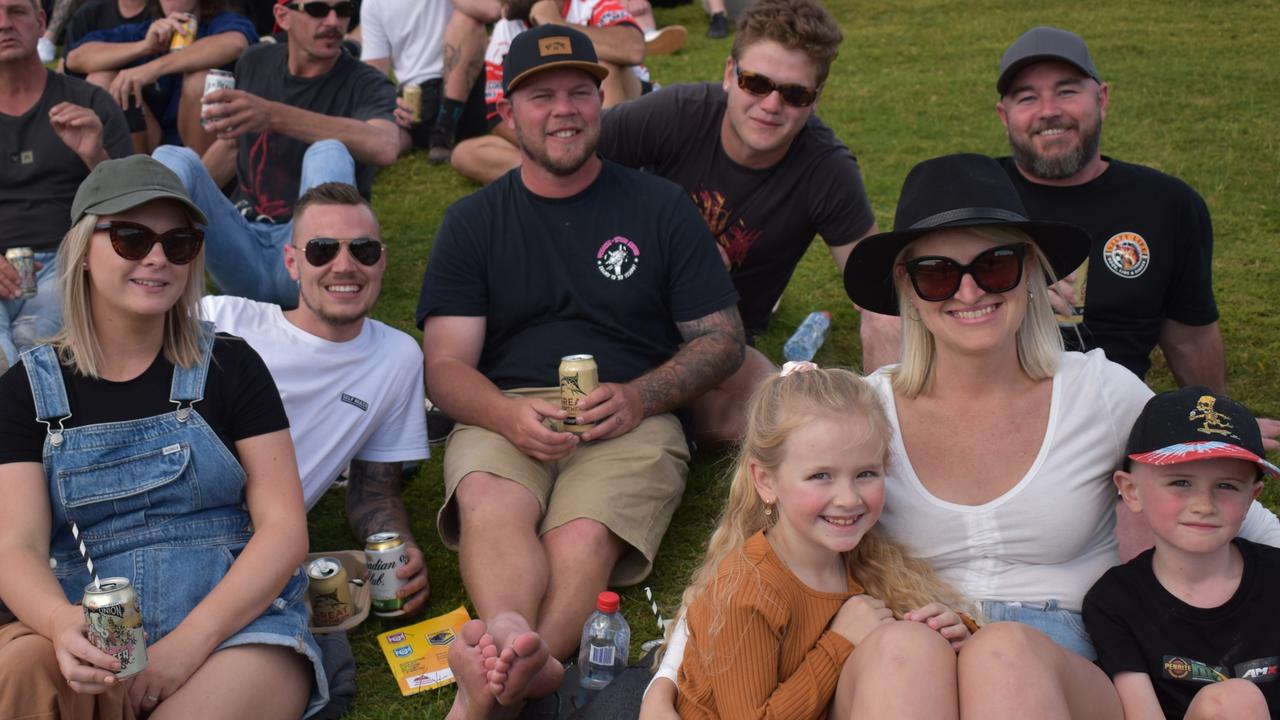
[
  {"left": 672, "top": 367, "right": 970, "bottom": 666},
  {"left": 892, "top": 226, "right": 1064, "bottom": 398},
  {"left": 49, "top": 211, "right": 206, "bottom": 378}
]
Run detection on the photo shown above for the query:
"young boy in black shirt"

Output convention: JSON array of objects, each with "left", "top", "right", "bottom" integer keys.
[{"left": 1084, "top": 387, "right": 1280, "bottom": 719}]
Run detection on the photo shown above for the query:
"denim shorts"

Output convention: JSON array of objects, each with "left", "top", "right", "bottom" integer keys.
[{"left": 979, "top": 600, "right": 1096, "bottom": 661}]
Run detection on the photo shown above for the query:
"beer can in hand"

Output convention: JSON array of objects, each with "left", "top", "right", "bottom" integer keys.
[
  {"left": 560, "top": 354, "right": 598, "bottom": 433},
  {"left": 365, "top": 532, "right": 408, "bottom": 617},
  {"left": 169, "top": 15, "right": 198, "bottom": 51},
  {"left": 307, "top": 557, "right": 354, "bottom": 627},
  {"left": 201, "top": 69, "right": 235, "bottom": 129},
  {"left": 83, "top": 578, "right": 148, "bottom": 678},
  {"left": 402, "top": 84, "right": 423, "bottom": 124},
  {"left": 5, "top": 247, "right": 37, "bottom": 299}
]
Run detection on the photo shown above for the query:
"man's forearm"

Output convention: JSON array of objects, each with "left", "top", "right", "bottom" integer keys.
[
  {"left": 66, "top": 39, "right": 150, "bottom": 73},
  {"left": 345, "top": 460, "right": 415, "bottom": 543},
  {"left": 267, "top": 102, "right": 400, "bottom": 167},
  {"left": 574, "top": 24, "right": 644, "bottom": 66},
  {"left": 146, "top": 32, "right": 247, "bottom": 77},
  {"left": 631, "top": 305, "right": 745, "bottom": 417},
  {"left": 424, "top": 357, "right": 517, "bottom": 432},
  {"left": 1161, "top": 321, "right": 1226, "bottom": 393}
]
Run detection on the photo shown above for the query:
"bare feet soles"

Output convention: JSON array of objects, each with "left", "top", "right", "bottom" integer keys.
[
  {"left": 486, "top": 613, "right": 565, "bottom": 707},
  {"left": 445, "top": 620, "right": 499, "bottom": 720}
]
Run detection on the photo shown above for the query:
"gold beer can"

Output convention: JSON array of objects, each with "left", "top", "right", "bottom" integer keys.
[
  {"left": 83, "top": 577, "right": 148, "bottom": 678},
  {"left": 307, "top": 557, "right": 353, "bottom": 627},
  {"left": 402, "top": 84, "right": 422, "bottom": 123},
  {"left": 365, "top": 532, "right": 407, "bottom": 617},
  {"left": 559, "top": 354, "right": 598, "bottom": 433},
  {"left": 169, "top": 15, "right": 198, "bottom": 51}
]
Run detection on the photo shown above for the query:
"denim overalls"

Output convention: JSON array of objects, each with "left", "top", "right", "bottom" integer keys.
[{"left": 22, "top": 324, "right": 329, "bottom": 716}]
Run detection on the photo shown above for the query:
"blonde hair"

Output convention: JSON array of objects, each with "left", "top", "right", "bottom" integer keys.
[
  {"left": 669, "top": 367, "right": 971, "bottom": 668},
  {"left": 49, "top": 211, "right": 206, "bottom": 378},
  {"left": 892, "top": 226, "right": 1063, "bottom": 398}
]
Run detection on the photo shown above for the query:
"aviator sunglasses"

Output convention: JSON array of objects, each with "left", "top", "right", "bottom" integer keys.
[
  {"left": 94, "top": 221, "right": 204, "bottom": 265},
  {"left": 902, "top": 243, "right": 1028, "bottom": 302},
  {"left": 733, "top": 65, "right": 820, "bottom": 108},
  {"left": 297, "top": 236, "right": 384, "bottom": 267},
  {"left": 286, "top": 1, "right": 357, "bottom": 18}
]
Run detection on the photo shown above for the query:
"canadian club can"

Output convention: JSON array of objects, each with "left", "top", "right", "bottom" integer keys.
[
  {"left": 169, "top": 15, "right": 198, "bottom": 51},
  {"left": 559, "top": 354, "right": 598, "bottom": 433},
  {"left": 5, "top": 247, "right": 36, "bottom": 299},
  {"left": 307, "top": 557, "right": 353, "bottom": 627},
  {"left": 201, "top": 69, "right": 234, "bottom": 129},
  {"left": 83, "top": 578, "right": 148, "bottom": 678},
  {"left": 402, "top": 84, "right": 423, "bottom": 123},
  {"left": 365, "top": 532, "right": 407, "bottom": 617}
]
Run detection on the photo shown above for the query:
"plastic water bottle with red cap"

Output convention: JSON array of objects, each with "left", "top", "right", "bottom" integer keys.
[
  {"left": 783, "top": 310, "right": 832, "bottom": 362},
  {"left": 577, "top": 591, "right": 631, "bottom": 702}
]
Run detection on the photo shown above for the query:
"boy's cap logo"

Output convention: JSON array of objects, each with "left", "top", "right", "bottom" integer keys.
[
  {"left": 1190, "top": 395, "right": 1236, "bottom": 438},
  {"left": 539, "top": 37, "right": 572, "bottom": 56}
]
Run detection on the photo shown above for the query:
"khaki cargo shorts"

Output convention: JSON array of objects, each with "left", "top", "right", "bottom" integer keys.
[{"left": 438, "top": 388, "right": 690, "bottom": 586}]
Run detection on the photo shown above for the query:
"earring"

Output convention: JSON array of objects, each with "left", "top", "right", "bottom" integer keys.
[
  {"left": 763, "top": 503, "right": 775, "bottom": 519},
  {"left": 1028, "top": 289, "right": 1035, "bottom": 299}
]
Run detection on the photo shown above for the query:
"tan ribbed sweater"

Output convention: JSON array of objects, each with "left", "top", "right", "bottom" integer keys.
[{"left": 675, "top": 531, "right": 860, "bottom": 720}]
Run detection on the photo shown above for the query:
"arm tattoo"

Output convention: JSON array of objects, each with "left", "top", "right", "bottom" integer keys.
[
  {"left": 345, "top": 460, "right": 415, "bottom": 545},
  {"left": 47, "top": 0, "right": 83, "bottom": 40},
  {"left": 632, "top": 305, "right": 745, "bottom": 417},
  {"left": 442, "top": 42, "right": 460, "bottom": 79}
]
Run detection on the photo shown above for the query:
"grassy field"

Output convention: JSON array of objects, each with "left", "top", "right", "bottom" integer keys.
[{"left": 309, "top": 1, "right": 1280, "bottom": 716}]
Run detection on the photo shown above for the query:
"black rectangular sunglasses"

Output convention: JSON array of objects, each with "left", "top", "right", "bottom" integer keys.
[
  {"left": 287, "top": 1, "right": 357, "bottom": 18},
  {"left": 902, "top": 243, "right": 1028, "bottom": 302},
  {"left": 734, "top": 66, "right": 820, "bottom": 108}
]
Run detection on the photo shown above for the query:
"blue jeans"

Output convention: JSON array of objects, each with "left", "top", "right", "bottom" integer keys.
[
  {"left": 980, "top": 599, "right": 1096, "bottom": 661},
  {"left": 152, "top": 139, "right": 357, "bottom": 307},
  {"left": 0, "top": 250, "right": 61, "bottom": 366}
]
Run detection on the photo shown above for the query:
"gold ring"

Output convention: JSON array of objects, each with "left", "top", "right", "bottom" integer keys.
[{"left": 146, "top": 695, "right": 159, "bottom": 702}]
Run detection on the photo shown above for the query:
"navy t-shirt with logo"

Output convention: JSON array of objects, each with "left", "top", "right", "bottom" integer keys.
[
  {"left": 998, "top": 156, "right": 1218, "bottom": 379},
  {"left": 416, "top": 159, "right": 738, "bottom": 390},
  {"left": 1084, "top": 539, "right": 1280, "bottom": 719}
]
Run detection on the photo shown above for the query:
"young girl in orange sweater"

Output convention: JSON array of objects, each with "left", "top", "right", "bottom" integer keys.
[{"left": 657, "top": 364, "right": 975, "bottom": 719}]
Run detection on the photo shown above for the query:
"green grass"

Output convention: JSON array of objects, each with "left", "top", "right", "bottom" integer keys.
[{"left": 314, "top": 1, "right": 1280, "bottom": 715}]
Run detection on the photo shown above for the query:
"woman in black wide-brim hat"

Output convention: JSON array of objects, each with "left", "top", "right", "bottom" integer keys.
[{"left": 843, "top": 153, "right": 1279, "bottom": 717}]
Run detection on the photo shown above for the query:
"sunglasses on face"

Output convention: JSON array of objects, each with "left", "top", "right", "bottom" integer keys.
[
  {"left": 733, "top": 65, "right": 820, "bottom": 108},
  {"left": 297, "top": 236, "right": 383, "bottom": 267},
  {"left": 93, "top": 221, "right": 203, "bottom": 265},
  {"left": 287, "top": 1, "right": 356, "bottom": 19},
  {"left": 902, "top": 243, "right": 1028, "bottom": 302}
]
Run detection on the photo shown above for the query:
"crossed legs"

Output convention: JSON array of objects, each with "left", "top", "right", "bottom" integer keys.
[{"left": 447, "top": 471, "right": 624, "bottom": 720}]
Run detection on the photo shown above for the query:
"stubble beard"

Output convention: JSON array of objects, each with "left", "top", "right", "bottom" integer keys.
[{"left": 516, "top": 121, "right": 599, "bottom": 177}]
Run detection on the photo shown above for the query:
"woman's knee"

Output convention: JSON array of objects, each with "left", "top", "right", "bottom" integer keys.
[
  {"left": 1186, "top": 678, "right": 1268, "bottom": 720},
  {"left": 958, "top": 621, "right": 1059, "bottom": 675},
  {"left": 852, "top": 620, "right": 956, "bottom": 671}
]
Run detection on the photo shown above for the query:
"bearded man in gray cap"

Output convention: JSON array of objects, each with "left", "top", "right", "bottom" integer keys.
[{"left": 995, "top": 26, "right": 1224, "bottom": 392}]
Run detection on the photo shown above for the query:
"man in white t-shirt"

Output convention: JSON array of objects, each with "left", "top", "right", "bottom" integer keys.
[{"left": 203, "top": 181, "right": 431, "bottom": 615}]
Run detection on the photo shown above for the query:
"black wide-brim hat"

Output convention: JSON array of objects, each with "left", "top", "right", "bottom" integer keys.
[{"left": 843, "top": 153, "right": 1090, "bottom": 316}]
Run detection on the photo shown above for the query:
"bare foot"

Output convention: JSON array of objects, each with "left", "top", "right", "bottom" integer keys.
[
  {"left": 486, "top": 614, "right": 565, "bottom": 706},
  {"left": 445, "top": 620, "right": 499, "bottom": 720}
]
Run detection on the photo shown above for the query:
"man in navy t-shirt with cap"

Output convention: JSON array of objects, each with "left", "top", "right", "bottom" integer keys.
[{"left": 418, "top": 23, "right": 742, "bottom": 717}]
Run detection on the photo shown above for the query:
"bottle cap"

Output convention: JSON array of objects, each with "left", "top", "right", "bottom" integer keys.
[{"left": 596, "top": 591, "right": 620, "bottom": 613}]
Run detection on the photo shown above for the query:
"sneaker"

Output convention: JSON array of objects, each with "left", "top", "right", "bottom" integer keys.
[
  {"left": 426, "top": 399, "right": 456, "bottom": 446},
  {"left": 706, "top": 12, "right": 729, "bottom": 39},
  {"left": 644, "top": 25, "right": 687, "bottom": 56},
  {"left": 427, "top": 124, "right": 455, "bottom": 166},
  {"left": 37, "top": 36, "right": 56, "bottom": 64}
]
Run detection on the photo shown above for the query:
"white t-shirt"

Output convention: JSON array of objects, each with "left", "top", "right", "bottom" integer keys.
[
  {"left": 359, "top": 0, "right": 452, "bottom": 87},
  {"left": 869, "top": 349, "right": 1280, "bottom": 612},
  {"left": 202, "top": 296, "right": 429, "bottom": 509}
]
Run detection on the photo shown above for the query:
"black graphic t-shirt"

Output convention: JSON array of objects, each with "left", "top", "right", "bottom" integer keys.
[
  {"left": 599, "top": 83, "right": 875, "bottom": 340},
  {"left": 1084, "top": 539, "right": 1280, "bottom": 719},
  {"left": 0, "top": 71, "right": 132, "bottom": 251},
  {"left": 416, "top": 160, "right": 739, "bottom": 390},
  {"left": 998, "top": 156, "right": 1218, "bottom": 379},
  {"left": 230, "top": 43, "right": 396, "bottom": 221}
]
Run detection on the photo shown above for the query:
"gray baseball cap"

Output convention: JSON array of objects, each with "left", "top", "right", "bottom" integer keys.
[
  {"left": 997, "top": 26, "right": 1100, "bottom": 96},
  {"left": 71, "top": 155, "right": 207, "bottom": 226}
]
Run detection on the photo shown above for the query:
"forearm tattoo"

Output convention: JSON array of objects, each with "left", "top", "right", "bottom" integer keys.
[
  {"left": 346, "top": 460, "right": 415, "bottom": 545},
  {"left": 633, "top": 305, "right": 745, "bottom": 417},
  {"left": 442, "top": 42, "right": 460, "bottom": 80}
]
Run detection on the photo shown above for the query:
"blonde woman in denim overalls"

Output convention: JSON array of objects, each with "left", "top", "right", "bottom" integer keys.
[{"left": 0, "top": 156, "right": 328, "bottom": 719}]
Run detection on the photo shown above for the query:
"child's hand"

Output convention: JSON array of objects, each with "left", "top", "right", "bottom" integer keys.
[
  {"left": 830, "top": 595, "right": 894, "bottom": 645},
  {"left": 640, "top": 677, "right": 680, "bottom": 720},
  {"left": 904, "top": 603, "right": 971, "bottom": 651}
]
